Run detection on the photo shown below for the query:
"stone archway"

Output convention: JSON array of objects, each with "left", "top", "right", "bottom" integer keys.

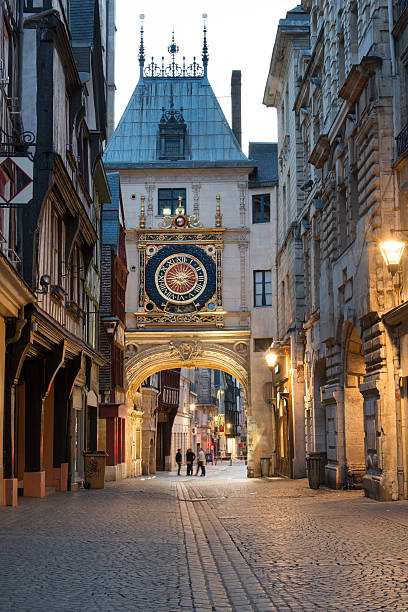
[
  {"left": 342, "top": 322, "right": 366, "bottom": 486},
  {"left": 125, "top": 329, "right": 256, "bottom": 472},
  {"left": 125, "top": 331, "right": 250, "bottom": 395}
]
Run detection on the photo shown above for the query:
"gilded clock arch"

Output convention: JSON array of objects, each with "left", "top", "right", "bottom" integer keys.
[{"left": 125, "top": 337, "right": 250, "bottom": 402}]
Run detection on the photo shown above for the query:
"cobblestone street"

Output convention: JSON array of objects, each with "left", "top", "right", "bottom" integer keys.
[{"left": 1, "top": 462, "right": 408, "bottom": 611}]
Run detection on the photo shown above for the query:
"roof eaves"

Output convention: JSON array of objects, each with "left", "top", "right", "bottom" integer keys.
[{"left": 104, "top": 160, "right": 257, "bottom": 170}]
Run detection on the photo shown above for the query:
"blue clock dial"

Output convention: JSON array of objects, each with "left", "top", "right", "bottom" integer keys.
[{"left": 145, "top": 245, "right": 216, "bottom": 312}]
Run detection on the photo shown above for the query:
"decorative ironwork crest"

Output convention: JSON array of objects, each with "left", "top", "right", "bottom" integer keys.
[{"left": 139, "top": 19, "right": 208, "bottom": 79}]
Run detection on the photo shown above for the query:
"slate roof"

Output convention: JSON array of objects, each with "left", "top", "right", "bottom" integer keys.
[
  {"left": 69, "top": 0, "right": 96, "bottom": 44},
  {"left": 248, "top": 143, "right": 278, "bottom": 188},
  {"left": 102, "top": 172, "right": 125, "bottom": 253},
  {"left": 104, "top": 76, "right": 254, "bottom": 169}
]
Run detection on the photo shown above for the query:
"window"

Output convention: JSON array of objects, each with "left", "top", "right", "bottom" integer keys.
[
  {"left": 254, "top": 270, "right": 272, "bottom": 307},
  {"left": 158, "top": 106, "right": 187, "bottom": 160},
  {"left": 252, "top": 194, "right": 270, "bottom": 223},
  {"left": 52, "top": 212, "right": 59, "bottom": 284},
  {"left": 165, "top": 139, "right": 180, "bottom": 157},
  {"left": 158, "top": 188, "right": 186, "bottom": 215},
  {"left": 78, "top": 123, "right": 89, "bottom": 191}
]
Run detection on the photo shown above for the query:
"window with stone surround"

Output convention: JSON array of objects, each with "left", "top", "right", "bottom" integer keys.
[
  {"left": 158, "top": 188, "right": 186, "bottom": 215},
  {"left": 252, "top": 194, "right": 270, "bottom": 223},
  {"left": 254, "top": 270, "right": 272, "bottom": 307}
]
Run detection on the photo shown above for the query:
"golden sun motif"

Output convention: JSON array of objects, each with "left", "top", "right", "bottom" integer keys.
[{"left": 165, "top": 263, "right": 197, "bottom": 294}]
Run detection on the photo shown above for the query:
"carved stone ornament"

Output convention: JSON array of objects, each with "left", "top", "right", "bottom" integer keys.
[
  {"left": 125, "top": 344, "right": 138, "bottom": 359},
  {"left": 158, "top": 214, "right": 202, "bottom": 229},
  {"left": 234, "top": 341, "right": 248, "bottom": 355},
  {"left": 169, "top": 340, "right": 203, "bottom": 361}
]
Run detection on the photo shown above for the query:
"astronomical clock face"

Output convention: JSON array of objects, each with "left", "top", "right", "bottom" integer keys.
[
  {"left": 145, "top": 244, "right": 217, "bottom": 313},
  {"left": 155, "top": 254, "right": 207, "bottom": 304}
]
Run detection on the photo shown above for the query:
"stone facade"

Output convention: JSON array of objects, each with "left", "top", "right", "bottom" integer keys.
[
  {"left": 264, "top": 7, "right": 310, "bottom": 478},
  {"left": 265, "top": 1, "right": 408, "bottom": 500}
]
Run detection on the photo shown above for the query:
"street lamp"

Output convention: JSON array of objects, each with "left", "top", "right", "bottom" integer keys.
[
  {"left": 190, "top": 403, "right": 196, "bottom": 411},
  {"left": 102, "top": 316, "right": 120, "bottom": 336},
  {"left": 264, "top": 341, "right": 290, "bottom": 369},
  {"left": 265, "top": 346, "right": 279, "bottom": 368},
  {"left": 379, "top": 239, "right": 406, "bottom": 275}
]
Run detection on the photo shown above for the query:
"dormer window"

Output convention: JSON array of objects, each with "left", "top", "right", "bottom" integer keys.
[
  {"left": 158, "top": 104, "right": 187, "bottom": 160},
  {"left": 165, "top": 138, "right": 180, "bottom": 157}
]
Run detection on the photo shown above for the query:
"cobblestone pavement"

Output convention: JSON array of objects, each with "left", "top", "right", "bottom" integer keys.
[{"left": 1, "top": 462, "right": 408, "bottom": 611}]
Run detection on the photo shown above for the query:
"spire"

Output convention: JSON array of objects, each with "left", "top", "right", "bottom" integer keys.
[
  {"left": 138, "top": 14, "right": 145, "bottom": 78},
  {"left": 202, "top": 13, "right": 209, "bottom": 76},
  {"left": 168, "top": 31, "right": 179, "bottom": 77}
]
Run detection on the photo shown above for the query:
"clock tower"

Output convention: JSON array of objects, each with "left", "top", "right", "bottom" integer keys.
[{"left": 103, "top": 19, "right": 278, "bottom": 478}]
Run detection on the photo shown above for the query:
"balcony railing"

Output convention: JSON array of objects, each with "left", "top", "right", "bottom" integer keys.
[
  {"left": 397, "top": 121, "right": 408, "bottom": 158},
  {"left": 397, "top": 0, "right": 408, "bottom": 22},
  {"left": 0, "top": 230, "right": 22, "bottom": 269}
]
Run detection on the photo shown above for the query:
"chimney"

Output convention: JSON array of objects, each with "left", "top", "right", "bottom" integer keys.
[{"left": 231, "top": 70, "right": 242, "bottom": 148}]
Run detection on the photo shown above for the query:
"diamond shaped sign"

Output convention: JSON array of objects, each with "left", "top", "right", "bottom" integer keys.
[{"left": 0, "top": 156, "right": 33, "bottom": 206}]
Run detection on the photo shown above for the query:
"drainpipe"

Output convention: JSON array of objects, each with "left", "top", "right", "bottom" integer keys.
[
  {"left": 391, "top": 332, "right": 405, "bottom": 499},
  {"left": 17, "top": 0, "right": 24, "bottom": 118},
  {"left": 387, "top": 0, "right": 398, "bottom": 138},
  {"left": 4, "top": 309, "right": 27, "bottom": 480}
]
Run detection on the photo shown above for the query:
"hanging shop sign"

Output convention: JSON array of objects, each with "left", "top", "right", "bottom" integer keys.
[{"left": 0, "top": 156, "right": 33, "bottom": 207}]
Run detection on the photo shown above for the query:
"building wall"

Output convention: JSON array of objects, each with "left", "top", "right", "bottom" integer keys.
[
  {"left": 272, "top": 0, "right": 404, "bottom": 498},
  {"left": 264, "top": 7, "right": 310, "bottom": 478},
  {"left": 0, "top": 316, "right": 4, "bottom": 505}
]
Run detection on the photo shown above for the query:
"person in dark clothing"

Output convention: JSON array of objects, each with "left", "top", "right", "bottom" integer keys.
[
  {"left": 186, "top": 449, "right": 195, "bottom": 476},
  {"left": 176, "top": 449, "right": 182, "bottom": 475}
]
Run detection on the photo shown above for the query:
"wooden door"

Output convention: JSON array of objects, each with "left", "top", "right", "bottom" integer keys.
[
  {"left": 156, "top": 422, "right": 165, "bottom": 471},
  {"left": 275, "top": 396, "right": 291, "bottom": 477}
]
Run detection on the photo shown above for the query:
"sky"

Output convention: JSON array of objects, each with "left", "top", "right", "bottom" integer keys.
[{"left": 114, "top": 0, "right": 299, "bottom": 155}]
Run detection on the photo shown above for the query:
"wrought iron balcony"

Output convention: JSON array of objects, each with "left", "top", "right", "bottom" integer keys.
[
  {"left": 397, "top": 0, "right": 408, "bottom": 22},
  {"left": 397, "top": 121, "right": 408, "bottom": 158}
]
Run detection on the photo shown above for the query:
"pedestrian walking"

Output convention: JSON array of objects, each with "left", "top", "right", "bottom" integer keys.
[
  {"left": 175, "top": 448, "right": 182, "bottom": 475},
  {"left": 197, "top": 447, "right": 206, "bottom": 476},
  {"left": 186, "top": 448, "right": 195, "bottom": 476}
]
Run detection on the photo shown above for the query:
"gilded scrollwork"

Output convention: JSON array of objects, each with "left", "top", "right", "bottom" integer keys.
[{"left": 169, "top": 340, "right": 203, "bottom": 361}]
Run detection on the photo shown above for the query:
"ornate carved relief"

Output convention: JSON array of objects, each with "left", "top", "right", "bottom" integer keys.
[
  {"left": 169, "top": 341, "right": 203, "bottom": 361},
  {"left": 192, "top": 183, "right": 201, "bottom": 216},
  {"left": 238, "top": 182, "right": 247, "bottom": 226},
  {"left": 145, "top": 180, "right": 155, "bottom": 227},
  {"left": 238, "top": 239, "right": 248, "bottom": 311},
  {"left": 125, "top": 338, "right": 250, "bottom": 397},
  {"left": 234, "top": 341, "right": 248, "bottom": 355},
  {"left": 125, "top": 344, "right": 138, "bottom": 359},
  {"left": 136, "top": 226, "right": 224, "bottom": 327}
]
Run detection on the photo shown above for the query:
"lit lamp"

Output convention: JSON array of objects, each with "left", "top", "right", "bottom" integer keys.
[
  {"left": 265, "top": 346, "right": 279, "bottom": 368},
  {"left": 379, "top": 239, "right": 406, "bottom": 275},
  {"left": 190, "top": 403, "right": 196, "bottom": 411}
]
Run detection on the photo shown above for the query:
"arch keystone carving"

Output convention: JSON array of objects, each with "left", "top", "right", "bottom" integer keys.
[{"left": 169, "top": 341, "right": 203, "bottom": 361}]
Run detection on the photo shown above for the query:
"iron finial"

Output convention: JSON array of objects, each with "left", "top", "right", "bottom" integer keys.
[
  {"left": 139, "top": 14, "right": 145, "bottom": 76},
  {"left": 202, "top": 13, "right": 209, "bottom": 76}
]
